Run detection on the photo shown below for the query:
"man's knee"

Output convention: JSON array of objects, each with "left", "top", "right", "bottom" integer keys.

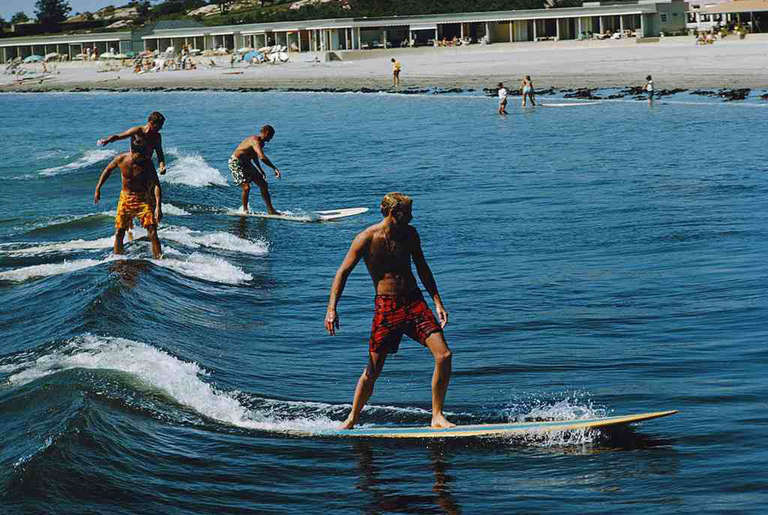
[
  {"left": 436, "top": 348, "right": 452, "bottom": 364},
  {"left": 241, "top": 182, "right": 251, "bottom": 193},
  {"left": 146, "top": 225, "right": 158, "bottom": 238}
]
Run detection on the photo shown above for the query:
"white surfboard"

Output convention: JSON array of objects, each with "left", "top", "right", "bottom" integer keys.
[
  {"left": 297, "top": 410, "right": 677, "bottom": 439},
  {"left": 227, "top": 207, "right": 368, "bottom": 222}
]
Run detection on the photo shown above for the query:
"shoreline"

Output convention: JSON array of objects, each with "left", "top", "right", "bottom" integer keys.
[{"left": 3, "top": 35, "right": 768, "bottom": 94}]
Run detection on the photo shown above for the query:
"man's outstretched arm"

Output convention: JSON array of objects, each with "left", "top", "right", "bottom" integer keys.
[
  {"left": 411, "top": 229, "right": 448, "bottom": 328},
  {"left": 94, "top": 157, "right": 120, "bottom": 204},
  {"left": 325, "top": 232, "right": 367, "bottom": 335},
  {"left": 98, "top": 126, "right": 140, "bottom": 146}
]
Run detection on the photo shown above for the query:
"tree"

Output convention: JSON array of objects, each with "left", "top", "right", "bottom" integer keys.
[
  {"left": 10, "top": 11, "right": 30, "bottom": 24},
  {"left": 0, "top": 15, "right": 6, "bottom": 28},
  {"left": 35, "top": 0, "right": 72, "bottom": 26}
]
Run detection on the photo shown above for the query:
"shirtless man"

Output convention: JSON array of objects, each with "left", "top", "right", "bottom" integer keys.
[
  {"left": 229, "top": 125, "right": 282, "bottom": 214},
  {"left": 94, "top": 135, "right": 163, "bottom": 259},
  {"left": 97, "top": 111, "right": 167, "bottom": 176},
  {"left": 325, "top": 192, "right": 454, "bottom": 429}
]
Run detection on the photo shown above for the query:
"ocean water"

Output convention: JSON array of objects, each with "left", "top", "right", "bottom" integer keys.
[{"left": 1, "top": 91, "right": 767, "bottom": 513}]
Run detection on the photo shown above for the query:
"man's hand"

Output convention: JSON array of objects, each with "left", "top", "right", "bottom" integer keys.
[
  {"left": 93, "top": 190, "right": 100, "bottom": 204},
  {"left": 274, "top": 168, "right": 281, "bottom": 179},
  {"left": 97, "top": 138, "right": 107, "bottom": 146},
  {"left": 158, "top": 163, "right": 166, "bottom": 175},
  {"left": 325, "top": 309, "right": 339, "bottom": 335},
  {"left": 435, "top": 303, "right": 449, "bottom": 328},
  {"left": 155, "top": 206, "right": 163, "bottom": 223}
]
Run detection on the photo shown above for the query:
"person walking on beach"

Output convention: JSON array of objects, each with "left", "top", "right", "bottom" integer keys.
[
  {"left": 325, "top": 192, "right": 454, "bottom": 430},
  {"left": 229, "top": 125, "right": 282, "bottom": 214},
  {"left": 94, "top": 135, "right": 163, "bottom": 259},
  {"left": 521, "top": 75, "right": 536, "bottom": 107},
  {"left": 98, "top": 111, "right": 167, "bottom": 176},
  {"left": 391, "top": 58, "right": 402, "bottom": 87},
  {"left": 497, "top": 82, "right": 509, "bottom": 115},
  {"left": 644, "top": 75, "right": 654, "bottom": 103}
]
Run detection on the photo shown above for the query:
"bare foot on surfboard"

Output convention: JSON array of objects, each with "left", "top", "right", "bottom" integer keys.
[
  {"left": 339, "top": 417, "right": 356, "bottom": 430},
  {"left": 431, "top": 415, "right": 456, "bottom": 429}
]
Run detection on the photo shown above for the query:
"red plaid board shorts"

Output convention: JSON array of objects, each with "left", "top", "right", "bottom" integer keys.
[{"left": 369, "top": 291, "right": 442, "bottom": 354}]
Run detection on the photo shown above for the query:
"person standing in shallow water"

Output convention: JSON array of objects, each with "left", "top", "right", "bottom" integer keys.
[
  {"left": 521, "top": 75, "right": 536, "bottom": 107},
  {"left": 325, "top": 192, "right": 454, "bottom": 430},
  {"left": 644, "top": 75, "right": 654, "bottom": 104},
  {"left": 228, "top": 125, "right": 282, "bottom": 214},
  {"left": 497, "top": 82, "right": 509, "bottom": 115},
  {"left": 391, "top": 58, "right": 402, "bottom": 87}
]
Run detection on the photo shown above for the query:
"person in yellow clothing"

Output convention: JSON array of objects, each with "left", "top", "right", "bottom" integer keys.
[
  {"left": 391, "top": 58, "right": 402, "bottom": 87},
  {"left": 94, "top": 135, "right": 163, "bottom": 259}
]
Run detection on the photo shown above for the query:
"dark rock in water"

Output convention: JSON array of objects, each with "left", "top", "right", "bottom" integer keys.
[
  {"left": 691, "top": 89, "right": 717, "bottom": 96},
  {"left": 623, "top": 86, "right": 645, "bottom": 95},
  {"left": 607, "top": 93, "right": 626, "bottom": 99},
  {"left": 482, "top": 87, "right": 497, "bottom": 97},
  {"left": 536, "top": 87, "right": 556, "bottom": 96},
  {"left": 360, "top": 87, "right": 379, "bottom": 93},
  {"left": 760, "top": 93, "right": 768, "bottom": 100},
  {"left": 719, "top": 88, "right": 749, "bottom": 101},
  {"left": 400, "top": 88, "right": 429, "bottom": 95},
  {"left": 655, "top": 88, "right": 687, "bottom": 97},
  {"left": 564, "top": 88, "right": 601, "bottom": 99}
]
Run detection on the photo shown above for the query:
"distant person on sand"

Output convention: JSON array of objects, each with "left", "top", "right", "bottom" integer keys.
[
  {"left": 94, "top": 135, "right": 163, "bottom": 259},
  {"left": 644, "top": 75, "right": 654, "bottom": 103},
  {"left": 325, "top": 192, "right": 454, "bottom": 430},
  {"left": 229, "top": 125, "right": 282, "bottom": 214},
  {"left": 98, "top": 111, "right": 167, "bottom": 176},
  {"left": 497, "top": 82, "right": 508, "bottom": 115},
  {"left": 391, "top": 58, "right": 401, "bottom": 87},
  {"left": 521, "top": 75, "right": 536, "bottom": 107}
]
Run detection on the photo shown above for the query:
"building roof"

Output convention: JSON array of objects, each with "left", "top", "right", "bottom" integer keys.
[
  {"left": 0, "top": 31, "right": 132, "bottom": 47},
  {"left": 700, "top": 0, "right": 768, "bottom": 12}
]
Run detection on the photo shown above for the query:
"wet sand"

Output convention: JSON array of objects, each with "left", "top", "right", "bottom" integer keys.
[{"left": 3, "top": 35, "right": 768, "bottom": 93}]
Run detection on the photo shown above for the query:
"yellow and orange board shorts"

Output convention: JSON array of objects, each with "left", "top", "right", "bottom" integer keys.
[{"left": 115, "top": 190, "right": 156, "bottom": 230}]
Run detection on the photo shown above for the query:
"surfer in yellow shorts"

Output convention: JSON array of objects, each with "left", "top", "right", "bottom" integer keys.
[
  {"left": 391, "top": 58, "right": 402, "bottom": 87},
  {"left": 94, "top": 135, "right": 163, "bottom": 258}
]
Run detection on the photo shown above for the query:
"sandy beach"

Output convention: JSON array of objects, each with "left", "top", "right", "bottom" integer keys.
[{"left": 3, "top": 34, "right": 768, "bottom": 93}]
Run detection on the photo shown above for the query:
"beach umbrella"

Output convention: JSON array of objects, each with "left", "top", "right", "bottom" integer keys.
[
  {"left": 24, "top": 55, "right": 44, "bottom": 63},
  {"left": 242, "top": 50, "right": 262, "bottom": 63},
  {"left": 44, "top": 52, "right": 59, "bottom": 62}
]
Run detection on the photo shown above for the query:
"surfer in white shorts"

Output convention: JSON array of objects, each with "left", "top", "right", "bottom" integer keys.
[
  {"left": 497, "top": 82, "right": 508, "bottom": 115},
  {"left": 229, "top": 125, "right": 282, "bottom": 214}
]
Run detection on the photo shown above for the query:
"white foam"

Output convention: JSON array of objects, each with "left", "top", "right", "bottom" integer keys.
[
  {"left": 162, "top": 148, "right": 227, "bottom": 187},
  {"left": 162, "top": 203, "right": 190, "bottom": 216},
  {"left": 157, "top": 225, "right": 268, "bottom": 255},
  {"left": 39, "top": 149, "right": 117, "bottom": 176},
  {"left": 0, "top": 257, "right": 113, "bottom": 282},
  {"left": 153, "top": 252, "right": 252, "bottom": 285},
  {"left": 503, "top": 395, "right": 608, "bottom": 447},
  {"left": 3, "top": 237, "right": 115, "bottom": 256},
  {"left": 4, "top": 334, "right": 338, "bottom": 433}
]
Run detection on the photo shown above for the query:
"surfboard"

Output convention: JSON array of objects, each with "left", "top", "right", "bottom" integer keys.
[
  {"left": 227, "top": 207, "right": 368, "bottom": 222},
  {"left": 304, "top": 410, "right": 677, "bottom": 439},
  {"left": 540, "top": 102, "right": 600, "bottom": 107}
]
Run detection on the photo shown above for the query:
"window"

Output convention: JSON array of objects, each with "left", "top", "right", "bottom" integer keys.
[{"left": 660, "top": 14, "right": 668, "bottom": 22}]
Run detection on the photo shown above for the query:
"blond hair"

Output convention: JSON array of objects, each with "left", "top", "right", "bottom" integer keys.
[{"left": 380, "top": 192, "right": 412, "bottom": 217}]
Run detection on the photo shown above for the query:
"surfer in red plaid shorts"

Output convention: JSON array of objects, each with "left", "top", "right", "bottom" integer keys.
[{"left": 325, "top": 192, "right": 454, "bottom": 430}]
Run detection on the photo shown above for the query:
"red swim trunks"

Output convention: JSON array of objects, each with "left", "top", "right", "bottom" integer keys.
[{"left": 369, "top": 291, "right": 442, "bottom": 354}]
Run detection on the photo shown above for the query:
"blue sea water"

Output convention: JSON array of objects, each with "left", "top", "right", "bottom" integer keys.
[{"left": 1, "top": 91, "right": 767, "bottom": 513}]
